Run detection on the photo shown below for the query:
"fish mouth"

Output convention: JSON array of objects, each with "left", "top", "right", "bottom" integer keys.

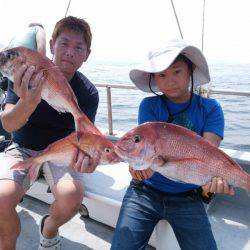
[
  {"left": 130, "top": 165, "right": 148, "bottom": 171},
  {"left": 0, "top": 51, "right": 8, "bottom": 66},
  {"left": 114, "top": 145, "right": 147, "bottom": 170},
  {"left": 109, "top": 151, "right": 124, "bottom": 164},
  {"left": 114, "top": 145, "right": 127, "bottom": 160}
]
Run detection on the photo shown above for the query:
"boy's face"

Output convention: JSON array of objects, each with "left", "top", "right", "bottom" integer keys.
[
  {"left": 154, "top": 60, "right": 191, "bottom": 103},
  {"left": 50, "top": 29, "right": 90, "bottom": 79}
]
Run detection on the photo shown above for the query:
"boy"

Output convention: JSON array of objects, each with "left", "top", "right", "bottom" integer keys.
[{"left": 111, "top": 39, "right": 234, "bottom": 250}]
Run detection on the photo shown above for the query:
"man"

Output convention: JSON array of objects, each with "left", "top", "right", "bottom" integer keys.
[
  {"left": 9, "top": 22, "right": 46, "bottom": 56},
  {"left": 0, "top": 16, "right": 99, "bottom": 250}
]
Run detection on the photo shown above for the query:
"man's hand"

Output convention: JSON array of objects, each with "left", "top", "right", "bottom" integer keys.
[
  {"left": 13, "top": 65, "right": 43, "bottom": 107},
  {"left": 0, "top": 65, "right": 44, "bottom": 133},
  {"left": 129, "top": 166, "right": 154, "bottom": 181},
  {"left": 71, "top": 148, "right": 100, "bottom": 173},
  {"left": 202, "top": 177, "right": 235, "bottom": 195}
]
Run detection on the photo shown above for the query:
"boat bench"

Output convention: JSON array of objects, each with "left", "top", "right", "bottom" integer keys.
[{"left": 80, "top": 162, "right": 181, "bottom": 249}]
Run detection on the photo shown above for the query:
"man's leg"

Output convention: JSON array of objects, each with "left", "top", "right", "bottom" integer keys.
[
  {"left": 0, "top": 180, "right": 25, "bottom": 250},
  {"left": 0, "top": 144, "right": 36, "bottom": 250},
  {"left": 41, "top": 179, "right": 83, "bottom": 238}
]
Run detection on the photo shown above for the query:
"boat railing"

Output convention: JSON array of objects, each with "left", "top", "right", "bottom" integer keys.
[{"left": 95, "top": 83, "right": 250, "bottom": 135}]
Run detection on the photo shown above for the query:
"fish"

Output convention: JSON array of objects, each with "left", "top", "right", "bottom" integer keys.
[
  {"left": 0, "top": 47, "right": 100, "bottom": 140},
  {"left": 115, "top": 122, "right": 250, "bottom": 193},
  {"left": 11, "top": 131, "right": 121, "bottom": 183}
]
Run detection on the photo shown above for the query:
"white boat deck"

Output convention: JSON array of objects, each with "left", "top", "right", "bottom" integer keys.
[{"left": 16, "top": 195, "right": 154, "bottom": 250}]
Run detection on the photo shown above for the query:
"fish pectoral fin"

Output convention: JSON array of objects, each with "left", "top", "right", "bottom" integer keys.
[
  {"left": 152, "top": 156, "right": 167, "bottom": 166},
  {"left": 168, "top": 157, "right": 203, "bottom": 164},
  {"left": 71, "top": 142, "right": 91, "bottom": 158},
  {"left": 151, "top": 156, "right": 191, "bottom": 167}
]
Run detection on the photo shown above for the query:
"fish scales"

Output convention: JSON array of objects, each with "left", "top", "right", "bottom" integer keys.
[{"left": 115, "top": 122, "right": 250, "bottom": 193}]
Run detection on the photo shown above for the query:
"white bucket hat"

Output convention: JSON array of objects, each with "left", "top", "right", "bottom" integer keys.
[{"left": 129, "top": 39, "right": 210, "bottom": 92}]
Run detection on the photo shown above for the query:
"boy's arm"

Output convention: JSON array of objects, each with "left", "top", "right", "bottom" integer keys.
[
  {"left": 203, "top": 131, "right": 221, "bottom": 147},
  {"left": 202, "top": 132, "right": 234, "bottom": 195}
]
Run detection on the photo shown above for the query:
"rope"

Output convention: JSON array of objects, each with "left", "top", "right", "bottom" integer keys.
[
  {"left": 201, "top": 0, "right": 206, "bottom": 52},
  {"left": 170, "top": 0, "right": 183, "bottom": 39},
  {"left": 64, "top": 0, "right": 72, "bottom": 17},
  {"left": 200, "top": 0, "right": 210, "bottom": 97}
]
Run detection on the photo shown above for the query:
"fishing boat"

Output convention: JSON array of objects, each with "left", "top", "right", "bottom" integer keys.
[{"left": 0, "top": 0, "right": 249, "bottom": 249}]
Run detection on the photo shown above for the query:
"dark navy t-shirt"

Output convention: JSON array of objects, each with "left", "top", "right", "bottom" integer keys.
[
  {"left": 138, "top": 94, "right": 224, "bottom": 193},
  {"left": 5, "top": 71, "right": 99, "bottom": 151}
]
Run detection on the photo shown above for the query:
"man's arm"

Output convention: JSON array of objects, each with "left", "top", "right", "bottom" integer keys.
[
  {"left": 36, "top": 28, "right": 46, "bottom": 56},
  {"left": 1, "top": 102, "right": 37, "bottom": 132}
]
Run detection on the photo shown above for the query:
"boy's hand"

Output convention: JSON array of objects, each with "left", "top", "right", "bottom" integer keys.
[{"left": 202, "top": 177, "right": 235, "bottom": 195}]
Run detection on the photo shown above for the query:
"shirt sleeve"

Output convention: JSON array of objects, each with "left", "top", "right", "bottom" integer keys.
[
  {"left": 203, "top": 100, "right": 224, "bottom": 139},
  {"left": 138, "top": 97, "right": 158, "bottom": 125},
  {"left": 5, "top": 80, "right": 19, "bottom": 105}
]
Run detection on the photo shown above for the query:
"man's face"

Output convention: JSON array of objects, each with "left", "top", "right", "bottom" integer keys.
[{"left": 50, "top": 29, "right": 90, "bottom": 77}]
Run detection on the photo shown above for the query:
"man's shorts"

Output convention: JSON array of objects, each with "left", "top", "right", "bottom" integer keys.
[{"left": 0, "top": 143, "right": 84, "bottom": 192}]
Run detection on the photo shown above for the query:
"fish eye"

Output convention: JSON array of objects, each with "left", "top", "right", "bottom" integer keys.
[
  {"left": 104, "top": 147, "right": 111, "bottom": 153},
  {"left": 133, "top": 135, "right": 141, "bottom": 143},
  {"left": 6, "top": 52, "right": 12, "bottom": 59},
  {"left": 6, "top": 50, "right": 18, "bottom": 59}
]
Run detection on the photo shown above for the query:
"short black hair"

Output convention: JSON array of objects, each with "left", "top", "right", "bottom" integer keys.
[
  {"left": 52, "top": 16, "right": 92, "bottom": 51},
  {"left": 172, "top": 54, "right": 193, "bottom": 72}
]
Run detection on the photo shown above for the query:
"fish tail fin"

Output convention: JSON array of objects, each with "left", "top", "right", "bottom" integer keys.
[
  {"left": 75, "top": 116, "right": 86, "bottom": 142},
  {"left": 11, "top": 159, "right": 41, "bottom": 184},
  {"left": 75, "top": 115, "right": 100, "bottom": 142},
  {"left": 247, "top": 175, "right": 250, "bottom": 196}
]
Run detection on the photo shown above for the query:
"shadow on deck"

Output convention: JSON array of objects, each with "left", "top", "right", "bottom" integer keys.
[{"left": 16, "top": 196, "right": 154, "bottom": 250}]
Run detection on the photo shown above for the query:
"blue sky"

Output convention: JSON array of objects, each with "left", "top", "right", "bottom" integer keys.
[{"left": 1, "top": 0, "right": 250, "bottom": 63}]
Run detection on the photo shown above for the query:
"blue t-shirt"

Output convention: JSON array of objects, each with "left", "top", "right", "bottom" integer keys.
[
  {"left": 138, "top": 94, "right": 224, "bottom": 193},
  {"left": 5, "top": 71, "right": 99, "bottom": 151}
]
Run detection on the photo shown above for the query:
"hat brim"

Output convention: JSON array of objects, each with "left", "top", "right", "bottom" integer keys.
[{"left": 130, "top": 46, "right": 210, "bottom": 93}]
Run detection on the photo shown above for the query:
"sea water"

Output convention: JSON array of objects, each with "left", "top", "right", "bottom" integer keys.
[{"left": 83, "top": 61, "right": 250, "bottom": 152}]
